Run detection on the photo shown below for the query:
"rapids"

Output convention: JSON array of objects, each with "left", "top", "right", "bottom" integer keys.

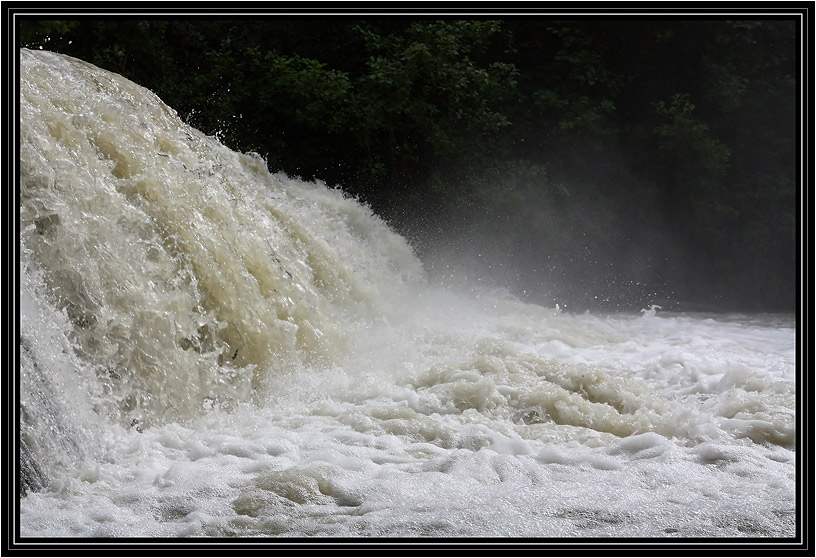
[{"left": 17, "top": 49, "right": 797, "bottom": 539}]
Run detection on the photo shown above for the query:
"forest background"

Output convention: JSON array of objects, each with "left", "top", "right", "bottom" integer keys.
[{"left": 18, "top": 16, "right": 800, "bottom": 312}]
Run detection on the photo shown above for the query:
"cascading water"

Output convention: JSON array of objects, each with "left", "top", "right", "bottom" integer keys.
[
  {"left": 17, "top": 49, "right": 797, "bottom": 539},
  {"left": 20, "top": 48, "right": 423, "bottom": 428}
]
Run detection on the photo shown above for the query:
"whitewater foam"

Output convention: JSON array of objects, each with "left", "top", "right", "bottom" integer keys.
[{"left": 17, "top": 49, "right": 797, "bottom": 539}]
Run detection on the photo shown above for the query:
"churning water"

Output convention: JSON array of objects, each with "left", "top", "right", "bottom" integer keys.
[{"left": 17, "top": 49, "right": 797, "bottom": 539}]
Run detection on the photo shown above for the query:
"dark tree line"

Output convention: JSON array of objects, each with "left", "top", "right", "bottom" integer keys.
[{"left": 19, "top": 16, "right": 799, "bottom": 312}]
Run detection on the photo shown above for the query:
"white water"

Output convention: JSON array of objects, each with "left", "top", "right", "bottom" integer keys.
[{"left": 17, "top": 49, "right": 797, "bottom": 539}]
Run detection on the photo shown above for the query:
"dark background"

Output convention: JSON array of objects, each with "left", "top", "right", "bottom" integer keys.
[{"left": 18, "top": 14, "right": 801, "bottom": 313}]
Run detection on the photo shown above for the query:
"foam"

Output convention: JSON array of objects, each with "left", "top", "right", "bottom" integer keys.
[{"left": 18, "top": 49, "right": 797, "bottom": 539}]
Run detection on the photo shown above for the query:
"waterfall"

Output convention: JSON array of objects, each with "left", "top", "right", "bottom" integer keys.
[
  {"left": 19, "top": 48, "right": 424, "bottom": 485},
  {"left": 16, "top": 50, "right": 795, "bottom": 540}
]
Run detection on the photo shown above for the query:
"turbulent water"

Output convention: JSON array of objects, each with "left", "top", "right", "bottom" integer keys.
[{"left": 17, "top": 49, "right": 798, "bottom": 539}]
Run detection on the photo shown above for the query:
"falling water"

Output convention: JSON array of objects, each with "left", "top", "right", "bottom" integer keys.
[{"left": 17, "top": 49, "right": 797, "bottom": 539}]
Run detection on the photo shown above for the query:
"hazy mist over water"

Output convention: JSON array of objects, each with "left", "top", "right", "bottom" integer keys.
[{"left": 16, "top": 49, "right": 798, "bottom": 543}]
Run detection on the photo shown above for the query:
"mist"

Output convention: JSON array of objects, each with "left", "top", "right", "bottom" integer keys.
[
  {"left": 18, "top": 16, "right": 799, "bottom": 314},
  {"left": 13, "top": 33, "right": 799, "bottom": 545},
  {"left": 407, "top": 152, "right": 714, "bottom": 314}
]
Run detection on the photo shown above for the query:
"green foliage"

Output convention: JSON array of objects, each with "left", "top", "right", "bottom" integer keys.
[
  {"left": 18, "top": 19, "right": 80, "bottom": 49},
  {"left": 16, "top": 17, "right": 797, "bottom": 311},
  {"left": 548, "top": 24, "right": 624, "bottom": 93},
  {"left": 349, "top": 20, "right": 518, "bottom": 185},
  {"left": 652, "top": 93, "right": 732, "bottom": 175}
]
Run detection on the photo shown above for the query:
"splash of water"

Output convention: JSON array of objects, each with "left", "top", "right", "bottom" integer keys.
[
  {"left": 19, "top": 47, "right": 425, "bottom": 462},
  {"left": 17, "top": 50, "right": 796, "bottom": 539}
]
